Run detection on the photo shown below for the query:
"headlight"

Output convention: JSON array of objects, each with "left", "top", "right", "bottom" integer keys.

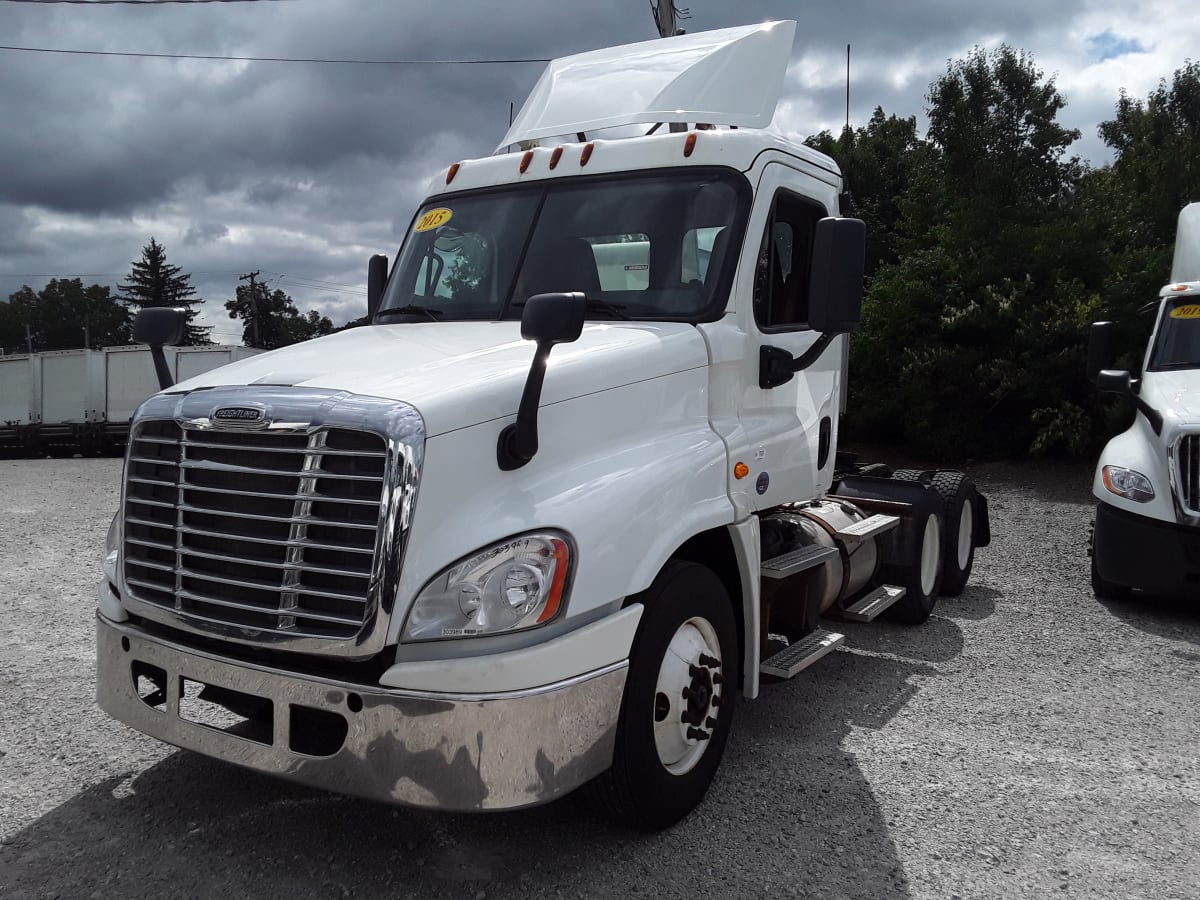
[
  {"left": 103, "top": 511, "right": 121, "bottom": 580},
  {"left": 403, "top": 533, "right": 573, "bottom": 641},
  {"left": 1102, "top": 465, "right": 1155, "bottom": 502}
]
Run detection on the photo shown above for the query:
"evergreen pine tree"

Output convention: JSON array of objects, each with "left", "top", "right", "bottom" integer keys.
[{"left": 118, "top": 237, "right": 211, "bottom": 345}]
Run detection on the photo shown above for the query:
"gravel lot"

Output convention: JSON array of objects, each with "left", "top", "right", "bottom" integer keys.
[{"left": 1, "top": 457, "right": 1198, "bottom": 899}]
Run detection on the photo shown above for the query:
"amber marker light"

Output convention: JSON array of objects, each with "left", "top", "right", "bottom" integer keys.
[
  {"left": 1170, "top": 284, "right": 1190, "bottom": 292},
  {"left": 734, "top": 462, "right": 750, "bottom": 480},
  {"left": 520, "top": 150, "right": 534, "bottom": 173},
  {"left": 549, "top": 146, "right": 564, "bottom": 169},
  {"left": 683, "top": 132, "right": 697, "bottom": 157},
  {"left": 446, "top": 162, "right": 460, "bottom": 185},
  {"left": 535, "top": 538, "right": 572, "bottom": 623},
  {"left": 580, "top": 142, "right": 595, "bottom": 166}
]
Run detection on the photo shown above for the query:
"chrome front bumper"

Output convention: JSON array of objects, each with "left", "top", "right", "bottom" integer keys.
[{"left": 96, "top": 614, "right": 627, "bottom": 811}]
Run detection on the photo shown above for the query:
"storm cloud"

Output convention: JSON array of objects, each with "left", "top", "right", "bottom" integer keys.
[{"left": 0, "top": 0, "right": 1191, "bottom": 339}]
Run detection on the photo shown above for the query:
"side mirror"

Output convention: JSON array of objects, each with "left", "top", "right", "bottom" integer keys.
[
  {"left": 497, "top": 292, "right": 586, "bottom": 470},
  {"left": 1087, "top": 321, "right": 1115, "bottom": 384},
  {"left": 807, "top": 217, "right": 866, "bottom": 334},
  {"left": 367, "top": 254, "right": 389, "bottom": 319},
  {"left": 132, "top": 307, "right": 186, "bottom": 390}
]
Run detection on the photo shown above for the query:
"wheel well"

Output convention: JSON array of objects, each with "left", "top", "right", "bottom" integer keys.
[{"left": 670, "top": 528, "right": 745, "bottom": 687}]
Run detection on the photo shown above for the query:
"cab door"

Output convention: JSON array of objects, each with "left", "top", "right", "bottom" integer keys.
[{"left": 731, "top": 164, "right": 845, "bottom": 511}]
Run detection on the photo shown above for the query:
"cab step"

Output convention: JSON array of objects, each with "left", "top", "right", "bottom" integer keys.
[
  {"left": 760, "top": 628, "right": 844, "bottom": 679},
  {"left": 761, "top": 544, "right": 838, "bottom": 580},
  {"left": 842, "top": 584, "right": 906, "bottom": 622},
  {"left": 835, "top": 513, "right": 900, "bottom": 544}
]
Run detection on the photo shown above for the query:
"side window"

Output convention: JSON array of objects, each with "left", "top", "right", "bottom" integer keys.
[{"left": 753, "top": 191, "right": 826, "bottom": 329}]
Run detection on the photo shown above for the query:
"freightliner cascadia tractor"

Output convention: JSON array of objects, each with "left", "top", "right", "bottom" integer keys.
[
  {"left": 97, "top": 22, "right": 989, "bottom": 829},
  {"left": 1089, "top": 202, "right": 1200, "bottom": 601}
]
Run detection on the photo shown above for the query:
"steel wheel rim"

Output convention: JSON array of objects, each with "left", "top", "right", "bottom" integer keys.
[
  {"left": 652, "top": 616, "right": 722, "bottom": 776},
  {"left": 957, "top": 498, "right": 974, "bottom": 569},
  {"left": 920, "top": 515, "right": 942, "bottom": 597}
]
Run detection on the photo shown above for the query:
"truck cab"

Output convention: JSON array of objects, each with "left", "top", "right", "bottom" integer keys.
[
  {"left": 1089, "top": 202, "right": 1200, "bottom": 600},
  {"left": 96, "top": 22, "right": 987, "bottom": 830}
]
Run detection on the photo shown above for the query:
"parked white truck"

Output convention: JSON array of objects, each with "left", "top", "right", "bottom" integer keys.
[
  {"left": 1089, "top": 202, "right": 1200, "bottom": 600},
  {"left": 96, "top": 22, "right": 989, "bottom": 829}
]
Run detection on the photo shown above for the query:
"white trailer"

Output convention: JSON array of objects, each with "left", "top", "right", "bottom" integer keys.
[
  {"left": 96, "top": 22, "right": 989, "bottom": 830},
  {"left": 0, "top": 354, "right": 41, "bottom": 454},
  {"left": 174, "top": 345, "right": 260, "bottom": 384}
]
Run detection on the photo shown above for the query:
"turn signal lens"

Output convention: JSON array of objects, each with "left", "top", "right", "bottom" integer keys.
[
  {"left": 446, "top": 162, "right": 460, "bottom": 184},
  {"left": 734, "top": 462, "right": 750, "bottom": 479}
]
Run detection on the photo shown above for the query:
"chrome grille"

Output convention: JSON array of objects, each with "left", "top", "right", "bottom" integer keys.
[
  {"left": 123, "top": 420, "right": 387, "bottom": 641},
  {"left": 1176, "top": 434, "right": 1200, "bottom": 515}
]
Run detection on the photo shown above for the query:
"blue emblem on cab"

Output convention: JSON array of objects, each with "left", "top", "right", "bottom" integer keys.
[{"left": 756, "top": 472, "right": 769, "bottom": 495}]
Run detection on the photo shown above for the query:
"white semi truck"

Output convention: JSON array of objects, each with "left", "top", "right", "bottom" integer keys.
[
  {"left": 96, "top": 22, "right": 989, "bottom": 829},
  {"left": 1089, "top": 202, "right": 1200, "bottom": 601}
]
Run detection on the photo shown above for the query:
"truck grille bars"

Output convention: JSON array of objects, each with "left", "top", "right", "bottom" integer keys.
[
  {"left": 1176, "top": 433, "right": 1200, "bottom": 517},
  {"left": 120, "top": 388, "right": 424, "bottom": 658}
]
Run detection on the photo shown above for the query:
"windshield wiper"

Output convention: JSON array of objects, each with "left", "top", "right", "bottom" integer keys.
[
  {"left": 512, "top": 295, "right": 629, "bottom": 320},
  {"left": 583, "top": 298, "right": 630, "bottom": 320},
  {"left": 375, "top": 304, "right": 443, "bottom": 322}
]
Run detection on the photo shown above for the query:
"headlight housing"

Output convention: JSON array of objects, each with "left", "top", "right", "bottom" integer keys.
[
  {"left": 103, "top": 511, "right": 121, "bottom": 581},
  {"left": 403, "top": 532, "right": 573, "bottom": 641},
  {"left": 1102, "top": 465, "right": 1155, "bottom": 502}
]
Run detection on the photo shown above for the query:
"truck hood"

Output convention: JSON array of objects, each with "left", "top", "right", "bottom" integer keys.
[
  {"left": 1142, "top": 370, "right": 1200, "bottom": 424},
  {"left": 171, "top": 321, "right": 710, "bottom": 436}
]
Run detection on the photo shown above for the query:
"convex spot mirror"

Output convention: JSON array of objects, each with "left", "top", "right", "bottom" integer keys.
[
  {"left": 521, "top": 292, "right": 586, "bottom": 344},
  {"left": 132, "top": 307, "right": 187, "bottom": 347}
]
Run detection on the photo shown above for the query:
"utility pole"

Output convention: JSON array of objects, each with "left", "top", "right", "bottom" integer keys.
[
  {"left": 652, "top": 2, "right": 691, "bottom": 131},
  {"left": 651, "top": 0, "right": 688, "bottom": 38},
  {"left": 25, "top": 323, "right": 34, "bottom": 355},
  {"left": 239, "top": 270, "right": 261, "bottom": 348}
]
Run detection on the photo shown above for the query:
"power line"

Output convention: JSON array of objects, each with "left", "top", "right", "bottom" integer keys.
[
  {"left": 1, "top": 1, "right": 292, "bottom": 5},
  {"left": 0, "top": 44, "right": 551, "bottom": 65}
]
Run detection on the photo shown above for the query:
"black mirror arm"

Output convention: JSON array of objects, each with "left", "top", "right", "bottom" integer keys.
[
  {"left": 497, "top": 340, "right": 554, "bottom": 470},
  {"left": 150, "top": 348, "right": 174, "bottom": 390},
  {"left": 760, "top": 332, "right": 840, "bottom": 389}
]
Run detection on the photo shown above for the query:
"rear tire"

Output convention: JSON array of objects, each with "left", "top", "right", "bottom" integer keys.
[
  {"left": 884, "top": 506, "right": 943, "bottom": 624},
  {"left": 929, "top": 471, "right": 977, "bottom": 596},
  {"left": 581, "top": 561, "right": 738, "bottom": 831}
]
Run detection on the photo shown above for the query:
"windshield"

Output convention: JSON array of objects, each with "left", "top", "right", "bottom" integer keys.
[
  {"left": 378, "top": 169, "right": 749, "bottom": 322},
  {"left": 1148, "top": 298, "right": 1200, "bottom": 371}
]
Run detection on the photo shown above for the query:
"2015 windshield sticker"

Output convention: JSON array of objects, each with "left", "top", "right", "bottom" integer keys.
[
  {"left": 414, "top": 208, "right": 452, "bottom": 232},
  {"left": 1169, "top": 304, "right": 1200, "bottom": 319}
]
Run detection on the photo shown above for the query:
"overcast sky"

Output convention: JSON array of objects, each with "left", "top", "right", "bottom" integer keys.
[{"left": 0, "top": 0, "right": 1192, "bottom": 342}]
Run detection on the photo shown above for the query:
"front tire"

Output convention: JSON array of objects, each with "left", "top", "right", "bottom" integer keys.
[
  {"left": 582, "top": 560, "right": 738, "bottom": 831},
  {"left": 1090, "top": 519, "right": 1131, "bottom": 602}
]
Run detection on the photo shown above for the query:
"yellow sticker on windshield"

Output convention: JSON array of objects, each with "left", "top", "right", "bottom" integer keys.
[
  {"left": 414, "top": 208, "right": 453, "bottom": 232},
  {"left": 1169, "top": 304, "right": 1200, "bottom": 319}
]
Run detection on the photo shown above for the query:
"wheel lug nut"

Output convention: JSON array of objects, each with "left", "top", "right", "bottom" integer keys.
[
  {"left": 712, "top": 673, "right": 724, "bottom": 685},
  {"left": 686, "top": 727, "right": 710, "bottom": 741},
  {"left": 699, "top": 653, "right": 720, "bottom": 668},
  {"left": 706, "top": 716, "right": 718, "bottom": 728}
]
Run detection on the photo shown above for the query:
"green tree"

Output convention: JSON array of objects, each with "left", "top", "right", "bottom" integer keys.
[
  {"left": 2, "top": 279, "right": 131, "bottom": 352},
  {"left": 845, "top": 45, "right": 1095, "bottom": 457},
  {"left": 1085, "top": 61, "right": 1200, "bottom": 363},
  {"left": 119, "top": 237, "right": 210, "bottom": 345},
  {"left": 806, "top": 108, "right": 930, "bottom": 276},
  {"left": 225, "top": 283, "right": 334, "bottom": 350}
]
